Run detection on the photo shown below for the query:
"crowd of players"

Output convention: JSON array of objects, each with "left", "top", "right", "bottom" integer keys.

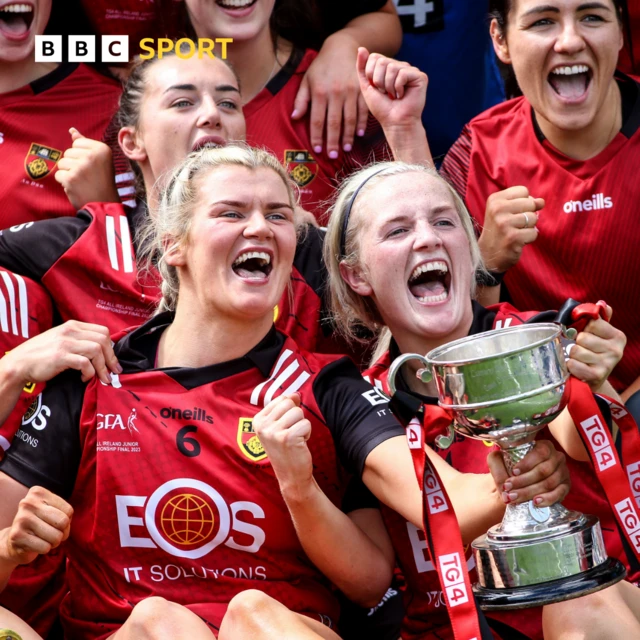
[{"left": 0, "top": 0, "right": 640, "bottom": 639}]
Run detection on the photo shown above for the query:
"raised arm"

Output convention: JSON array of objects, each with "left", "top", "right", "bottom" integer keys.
[
  {"left": 253, "top": 394, "right": 395, "bottom": 606},
  {"left": 292, "top": 1, "right": 402, "bottom": 159}
]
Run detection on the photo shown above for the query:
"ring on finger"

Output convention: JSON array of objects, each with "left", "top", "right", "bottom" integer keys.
[{"left": 522, "top": 212, "right": 530, "bottom": 228}]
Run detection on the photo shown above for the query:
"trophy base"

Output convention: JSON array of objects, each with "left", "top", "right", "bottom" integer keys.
[
  {"left": 473, "top": 557, "right": 626, "bottom": 610},
  {"left": 472, "top": 515, "right": 627, "bottom": 610}
]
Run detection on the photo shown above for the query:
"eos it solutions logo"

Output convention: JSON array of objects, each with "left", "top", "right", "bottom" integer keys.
[
  {"left": 116, "top": 478, "right": 266, "bottom": 559},
  {"left": 35, "top": 36, "right": 232, "bottom": 63},
  {"left": 563, "top": 193, "right": 613, "bottom": 214}
]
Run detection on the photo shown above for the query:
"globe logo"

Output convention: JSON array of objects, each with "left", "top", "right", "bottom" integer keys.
[{"left": 159, "top": 492, "right": 216, "bottom": 547}]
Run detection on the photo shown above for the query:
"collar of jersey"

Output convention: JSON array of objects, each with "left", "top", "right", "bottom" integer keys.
[{"left": 113, "top": 311, "right": 286, "bottom": 389}]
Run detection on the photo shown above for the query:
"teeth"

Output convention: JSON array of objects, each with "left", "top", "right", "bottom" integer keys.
[
  {"left": 217, "top": 0, "right": 254, "bottom": 7},
  {"left": 233, "top": 251, "right": 271, "bottom": 267},
  {"left": 417, "top": 292, "right": 448, "bottom": 303},
  {"left": 551, "top": 65, "right": 589, "bottom": 76},
  {"left": 0, "top": 4, "right": 32, "bottom": 12},
  {"left": 410, "top": 261, "right": 448, "bottom": 282}
]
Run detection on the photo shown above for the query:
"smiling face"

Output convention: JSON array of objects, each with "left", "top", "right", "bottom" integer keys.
[
  {"left": 121, "top": 55, "right": 246, "bottom": 190},
  {"left": 342, "top": 172, "right": 475, "bottom": 350},
  {"left": 185, "top": 0, "right": 275, "bottom": 42},
  {"left": 0, "top": 0, "right": 50, "bottom": 62},
  {"left": 492, "top": 0, "right": 623, "bottom": 131},
  {"left": 169, "top": 165, "right": 297, "bottom": 323}
]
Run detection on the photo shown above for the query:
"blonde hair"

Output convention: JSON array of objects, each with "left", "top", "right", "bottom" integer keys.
[
  {"left": 324, "top": 161, "right": 486, "bottom": 345},
  {"left": 137, "top": 144, "right": 298, "bottom": 313}
]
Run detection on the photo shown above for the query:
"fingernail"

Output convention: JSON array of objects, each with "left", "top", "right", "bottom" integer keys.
[
  {"left": 329, "top": 150, "right": 338, "bottom": 159},
  {"left": 114, "top": 363, "right": 123, "bottom": 374},
  {"left": 343, "top": 143, "right": 352, "bottom": 152},
  {"left": 512, "top": 468, "right": 521, "bottom": 476},
  {"left": 313, "top": 145, "right": 322, "bottom": 154},
  {"left": 291, "top": 109, "right": 299, "bottom": 118},
  {"left": 502, "top": 491, "right": 510, "bottom": 504},
  {"left": 357, "top": 129, "right": 365, "bottom": 137},
  {"left": 535, "top": 497, "right": 543, "bottom": 505},
  {"left": 503, "top": 482, "right": 512, "bottom": 492},
  {"left": 508, "top": 491, "right": 518, "bottom": 501}
]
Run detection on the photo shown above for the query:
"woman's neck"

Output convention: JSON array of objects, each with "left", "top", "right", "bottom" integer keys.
[
  {"left": 156, "top": 302, "right": 274, "bottom": 369},
  {"left": 0, "top": 59, "right": 58, "bottom": 94},
  {"left": 535, "top": 80, "right": 622, "bottom": 160},
  {"left": 223, "top": 29, "right": 293, "bottom": 104}
]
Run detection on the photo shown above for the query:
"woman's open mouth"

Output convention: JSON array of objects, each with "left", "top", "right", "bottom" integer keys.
[
  {"left": 215, "top": 0, "right": 258, "bottom": 12},
  {"left": 232, "top": 251, "right": 272, "bottom": 281},
  {"left": 408, "top": 261, "right": 450, "bottom": 304},
  {"left": 0, "top": 3, "right": 34, "bottom": 39},
  {"left": 548, "top": 65, "right": 592, "bottom": 102}
]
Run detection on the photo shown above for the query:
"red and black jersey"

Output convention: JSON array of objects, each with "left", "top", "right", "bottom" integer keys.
[
  {"left": 362, "top": 301, "right": 637, "bottom": 640},
  {"left": 0, "top": 63, "right": 130, "bottom": 228},
  {"left": 440, "top": 72, "right": 640, "bottom": 392},
  {"left": 0, "top": 270, "right": 61, "bottom": 638},
  {"left": 0, "top": 207, "right": 335, "bottom": 353},
  {"left": 0, "top": 203, "right": 159, "bottom": 331},
  {"left": 0, "top": 312, "right": 404, "bottom": 639},
  {"left": 0, "top": 269, "right": 53, "bottom": 453},
  {"left": 244, "top": 48, "right": 390, "bottom": 225}
]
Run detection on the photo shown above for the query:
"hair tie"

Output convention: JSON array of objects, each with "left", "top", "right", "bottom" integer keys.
[{"left": 339, "top": 168, "right": 387, "bottom": 259}]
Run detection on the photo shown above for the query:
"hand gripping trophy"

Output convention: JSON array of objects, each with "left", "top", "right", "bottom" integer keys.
[{"left": 388, "top": 321, "right": 626, "bottom": 610}]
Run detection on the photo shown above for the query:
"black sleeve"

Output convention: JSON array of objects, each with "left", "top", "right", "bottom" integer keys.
[
  {"left": 342, "top": 476, "right": 379, "bottom": 513},
  {"left": 313, "top": 357, "right": 405, "bottom": 475},
  {"left": 294, "top": 225, "right": 333, "bottom": 336},
  {"left": 0, "top": 371, "right": 85, "bottom": 499},
  {"left": 0, "top": 211, "right": 91, "bottom": 280}
]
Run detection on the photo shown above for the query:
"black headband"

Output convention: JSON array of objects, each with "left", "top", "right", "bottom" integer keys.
[{"left": 339, "top": 168, "right": 387, "bottom": 259}]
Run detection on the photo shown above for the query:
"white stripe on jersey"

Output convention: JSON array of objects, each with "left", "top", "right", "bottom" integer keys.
[
  {"left": 14, "top": 274, "right": 29, "bottom": 339},
  {"left": 250, "top": 349, "right": 293, "bottom": 405},
  {"left": 0, "top": 285, "right": 8, "bottom": 333},
  {"left": 115, "top": 171, "right": 135, "bottom": 184},
  {"left": 1, "top": 271, "right": 18, "bottom": 336},
  {"left": 106, "top": 215, "right": 134, "bottom": 273},
  {"left": 119, "top": 216, "right": 134, "bottom": 273},
  {"left": 281, "top": 371, "right": 311, "bottom": 398},
  {"left": 0, "top": 272, "right": 29, "bottom": 338},
  {"left": 118, "top": 186, "right": 136, "bottom": 197},
  {"left": 264, "top": 359, "right": 301, "bottom": 405},
  {"left": 106, "top": 215, "right": 119, "bottom": 271}
]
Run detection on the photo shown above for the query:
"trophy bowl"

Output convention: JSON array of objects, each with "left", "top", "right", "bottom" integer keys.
[{"left": 392, "top": 323, "right": 625, "bottom": 609}]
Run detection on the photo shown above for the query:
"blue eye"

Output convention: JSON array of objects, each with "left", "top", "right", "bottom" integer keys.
[
  {"left": 435, "top": 219, "right": 455, "bottom": 228},
  {"left": 221, "top": 211, "right": 242, "bottom": 219},
  {"left": 219, "top": 100, "right": 238, "bottom": 110},
  {"left": 530, "top": 18, "right": 553, "bottom": 28},
  {"left": 171, "top": 99, "right": 193, "bottom": 108},
  {"left": 386, "top": 228, "right": 408, "bottom": 238}
]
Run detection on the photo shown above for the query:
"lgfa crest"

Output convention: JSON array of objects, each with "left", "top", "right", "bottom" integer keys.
[
  {"left": 237, "top": 417, "right": 268, "bottom": 462},
  {"left": 24, "top": 143, "right": 62, "bottom": 180},
  {"left": 284, "top": 150, "right": 317, "bottom": 187}
]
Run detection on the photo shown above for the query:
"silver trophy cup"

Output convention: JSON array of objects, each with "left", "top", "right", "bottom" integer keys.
[{"left": 389, "top": 323, "right": 625, "bottom": 609}]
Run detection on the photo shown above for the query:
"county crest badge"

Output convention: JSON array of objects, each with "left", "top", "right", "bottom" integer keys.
[
  {"left": 237, "top": 417, "right": 268, "bottom": 462},
  {"left": 24, "top": 143, "right": 62, "bottom": 180},
  {"left": 284, "top": 150, "right": 317, "bottom": 188}
]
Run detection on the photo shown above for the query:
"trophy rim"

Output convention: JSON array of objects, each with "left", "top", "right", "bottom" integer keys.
[{"left": 425, "top": 322, "right": 562, "bottom": 366}]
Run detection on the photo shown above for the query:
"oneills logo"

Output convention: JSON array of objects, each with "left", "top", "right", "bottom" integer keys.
[
  {"left": 237, "top": 417, "right": 267, "bottom": 462},
  {"left": 284, "top": 150, "right": 317, "bottom": 187},
  {"left": 24, "top": 143, "right": 62, "bottom": 180}
]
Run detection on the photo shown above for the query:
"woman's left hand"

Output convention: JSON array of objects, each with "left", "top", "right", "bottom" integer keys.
[
  {"left": 292, "top": 32, "right": 369, "bottom": 160},
  {"left": 567, "top": 305, "right": 626, "bottom": 392},
  {"left": 252, "top": 394, "right": 314, "bottom": 495},
  {"left": 487, "top": 439, "right": 570, "bottom": 507}
]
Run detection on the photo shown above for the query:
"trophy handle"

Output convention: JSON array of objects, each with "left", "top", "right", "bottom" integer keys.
[{"left": 387, "top": 353, "right": 432, "bottom": 396}]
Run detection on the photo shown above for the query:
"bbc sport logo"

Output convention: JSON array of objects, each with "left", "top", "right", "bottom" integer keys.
[{"left": 35, "top": 36, "right": 233, "bottom": 64}]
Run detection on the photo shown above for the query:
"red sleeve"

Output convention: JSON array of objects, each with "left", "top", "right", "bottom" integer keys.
[{"left": 440, "top": 124, "right": 473, "bottom": 201}]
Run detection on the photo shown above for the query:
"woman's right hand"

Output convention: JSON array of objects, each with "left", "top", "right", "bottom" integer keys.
[
  {"left": 2, "top": 320, "right": 121, "bottom": 387},
  {"left": 487, "top": 439, "right": 570, "bottom": 507},
  {"left": 0, "top": 486, "right": 73, "bottom": 566},
  {"left": 479, "top": 186, "right": 545, "bottom": 273}
]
